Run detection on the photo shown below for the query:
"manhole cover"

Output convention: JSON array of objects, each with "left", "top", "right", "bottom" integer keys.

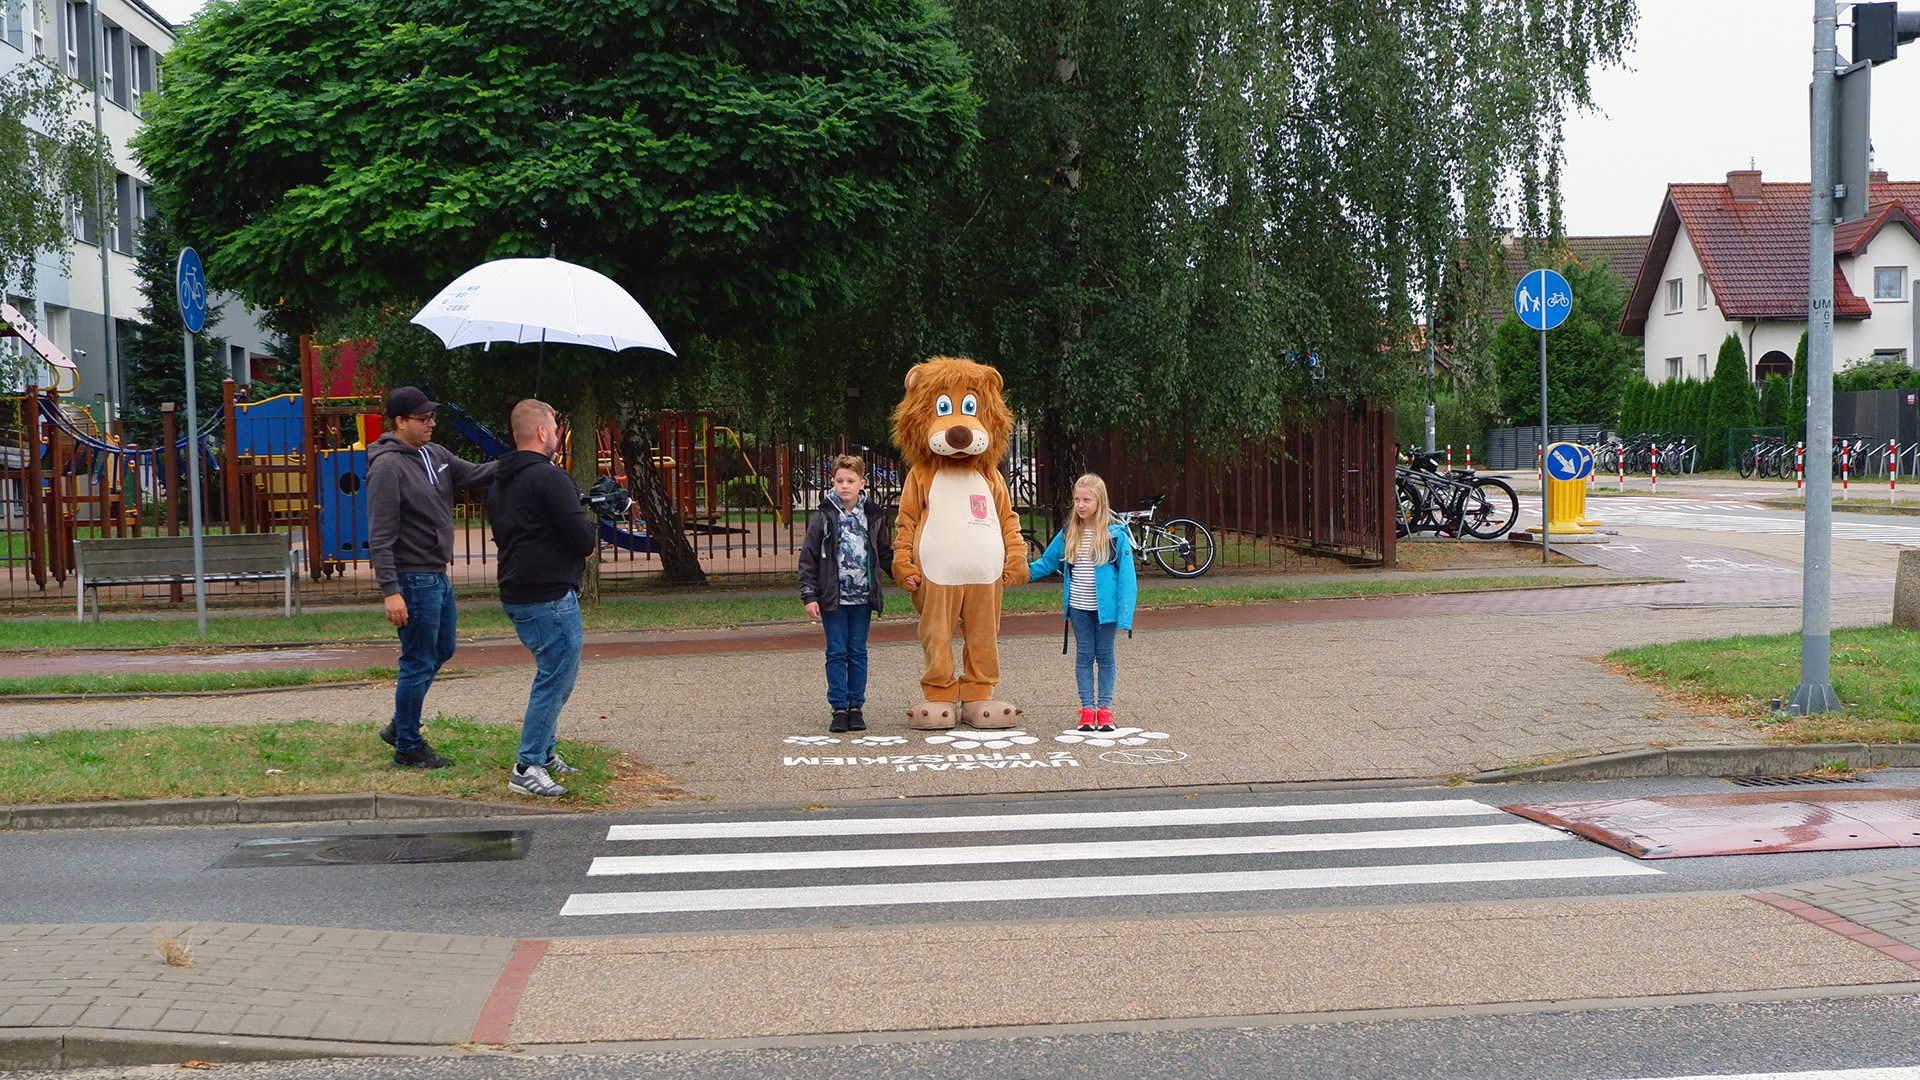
[
  {"left": 1725, "top": 774, "right": 1864, "bottom": 788},
  {"left": 215, "top": 830, "right": 529, "bottom": 868},
  {"left": 1503, "top": 788, "right": 1920, "bottom": 859},
  {"left": 1098, "top": 749, "right": 1189, "bottom": 764}
]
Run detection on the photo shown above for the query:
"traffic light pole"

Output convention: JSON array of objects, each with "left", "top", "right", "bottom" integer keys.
[{"left": 1790, "top": 0, "right": 1843, "bottom": 715}]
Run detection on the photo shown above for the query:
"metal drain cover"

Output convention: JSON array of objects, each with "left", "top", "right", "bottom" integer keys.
[
  {"left": 1502, "top": 787, "right": 1920, "bottom": 859},
  {"left": 1725, "top": 774, "right": 1864, "bottom": 788},
  {"left": 215, "top": 830, "right": 529, "bottom": 868}
]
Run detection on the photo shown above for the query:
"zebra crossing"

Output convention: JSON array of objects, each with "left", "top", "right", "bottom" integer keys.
[
  {"left": 559, "top": 798, "right": 1663, "bottom": 919},
  {"left": 1585, "top": 498, "right": 1920, "bottom": 546}
]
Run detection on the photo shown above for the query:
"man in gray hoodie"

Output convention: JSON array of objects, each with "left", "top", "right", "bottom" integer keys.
[{"left": 368, "top": 386, "right": 497, "bottom": 768}]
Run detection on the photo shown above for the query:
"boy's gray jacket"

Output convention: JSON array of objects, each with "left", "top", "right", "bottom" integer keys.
[
  {"left": 366, "top": 432, "right": 497, "bottom": 596},
  {"left": 797, "top": 492, "right": 894, "bottom": 613}
]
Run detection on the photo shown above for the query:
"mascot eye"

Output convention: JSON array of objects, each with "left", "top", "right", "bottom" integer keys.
[
  {"left": 961, "top": 394, "right": 978, "bottom": 416},
  {"left": 936, "top": 395, "right": 953, "bottom": 417}
]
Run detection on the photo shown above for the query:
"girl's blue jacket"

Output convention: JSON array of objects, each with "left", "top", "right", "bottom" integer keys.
[{"left": 1027, "top": 521, "right": 1137, "bottom": 632}]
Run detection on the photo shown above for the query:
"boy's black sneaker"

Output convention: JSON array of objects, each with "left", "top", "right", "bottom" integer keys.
[
  {"left": 393, "top": 744, "right": 452, "bottom": 769},
  {"left": 846, "top": 707, "right": 866, "bottom": 731},
  {"left": 830, "top": 709, "right": 851, "bottom": 734}
]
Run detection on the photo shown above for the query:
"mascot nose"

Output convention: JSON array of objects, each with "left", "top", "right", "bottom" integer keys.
[{"left": 945, "top": 425, "right": 976, "bottom": 453}]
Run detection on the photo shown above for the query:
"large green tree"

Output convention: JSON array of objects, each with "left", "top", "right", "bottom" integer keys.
[
  {"left": 136, "top": 0, "right": 977, "bottom": 583},
  {"left": 1704, "top": 332, "right": 1758, "bottom": 467}
]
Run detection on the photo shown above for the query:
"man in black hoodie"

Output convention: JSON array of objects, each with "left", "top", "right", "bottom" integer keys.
[
  {"left": 490, "top": 399, "right": 599, "bottom": 798},
  {"left": 367, "top": 386, "right": 497, "bottom": 769}
]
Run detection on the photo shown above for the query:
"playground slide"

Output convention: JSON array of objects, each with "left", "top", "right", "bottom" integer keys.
[{"left": 440, "top": 403, "right": 659, "bottom": 554}]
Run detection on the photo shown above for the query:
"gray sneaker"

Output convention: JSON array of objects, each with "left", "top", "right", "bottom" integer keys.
[
  {"left": 543, "top": 751, "right": 580, "bottom": 775},
  {"left": 509, "top": 763, "right": 568, "bottom": 798}
]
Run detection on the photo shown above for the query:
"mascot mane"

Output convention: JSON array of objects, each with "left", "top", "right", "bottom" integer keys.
[{"left": 890, "top": 356, "right": 1014, "bottom": 473}]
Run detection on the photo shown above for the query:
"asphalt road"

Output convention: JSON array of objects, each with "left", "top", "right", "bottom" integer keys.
[
  {"left": 7, "top": 775, "right": 1920, "bottom": 939},
  {"left": 6, "top": 995, "right": 1920, "bottom": 1080}
]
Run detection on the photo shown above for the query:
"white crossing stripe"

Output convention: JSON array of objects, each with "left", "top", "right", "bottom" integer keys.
[
  {"left": 1593, "top": 505, "right": 1920, "bottom": 545},
  {"left": 604, "top": 799, "right": 1505, "bottom": 842},
  {"left": 1597, "top": 1060, "right": 1920, "bottom": 1068},
  {"left": 559, "top": 857, "right": 1662, "bottom": 916},
  {"left": 1595, "top": 1070, "right": 1920, "bottom": 1080},
  {"left": 588, "top": 823, "right": 1570, "bottom": 876}
]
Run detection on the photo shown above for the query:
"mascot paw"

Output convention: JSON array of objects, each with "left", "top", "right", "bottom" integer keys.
[
  {"left": 960, "top": 700, "right": 1022, "bottom": 729},
  {"left": 907, "top": 701, "right": 958, "bottom": 730}
]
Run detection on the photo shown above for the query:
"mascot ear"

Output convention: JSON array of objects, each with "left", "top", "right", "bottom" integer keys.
[
  {"left": 904, "top": 366, "right": 921, "bottom": 391},
  {"left": 981, "top": 366, "right": 1003, "bottom": 393}
]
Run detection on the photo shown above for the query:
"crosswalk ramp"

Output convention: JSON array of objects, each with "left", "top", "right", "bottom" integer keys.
[{"left": 560, "top": 798, "right": 1663, "bottom": 918}]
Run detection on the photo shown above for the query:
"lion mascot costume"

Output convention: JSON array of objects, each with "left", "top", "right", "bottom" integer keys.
[{"left": 891, "top": 356, "right": 1030, "bottom": 729}]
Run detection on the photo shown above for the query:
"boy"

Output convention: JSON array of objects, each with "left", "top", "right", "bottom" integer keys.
[{"left": 797, "top": 455, "right": 893, "bottom": 732}]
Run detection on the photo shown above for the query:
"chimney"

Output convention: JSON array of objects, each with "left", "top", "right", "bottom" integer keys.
[
  {"left": 1871, "top": 169, "right": 1889, "bottom": 184},
  {"left": 1727, "top": 169, "right": 1763, "bottom": 203}
]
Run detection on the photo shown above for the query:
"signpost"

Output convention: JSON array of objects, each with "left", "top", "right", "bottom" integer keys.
[
  {"left": 1514, "top": 268, "right": 1571, "bottom": 564},
  {"left": 176, "top": 249, "right": 209, "bottom": 636}
]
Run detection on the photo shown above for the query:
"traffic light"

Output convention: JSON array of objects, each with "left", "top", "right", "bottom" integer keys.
[{"left": 1853, "top": 2, "right": 1920, "bottom": 64}]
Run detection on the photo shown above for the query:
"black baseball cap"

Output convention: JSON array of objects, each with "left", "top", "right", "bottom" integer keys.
[{"left": 384, "top": 386, "right": 441, "bottom": 418}]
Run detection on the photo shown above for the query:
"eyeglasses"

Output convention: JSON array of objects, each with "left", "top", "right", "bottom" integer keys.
[{"left": 403, "top": 413, "right": 436, "bottom": 424}]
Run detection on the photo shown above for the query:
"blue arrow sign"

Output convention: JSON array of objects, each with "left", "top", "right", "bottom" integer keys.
[
  {"left": 1544, "top": 442, "right": 1594, "bottom": 482},
  {"left": 1514, "top": 268, "right": 1571, "bottom": 331},
  {"left": 176, "top": 248, "right": 208, "bottom": 334}
]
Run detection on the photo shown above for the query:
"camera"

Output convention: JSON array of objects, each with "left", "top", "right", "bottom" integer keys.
[{"left": 581, "top": 475, "right": 634, "bottom": 520}]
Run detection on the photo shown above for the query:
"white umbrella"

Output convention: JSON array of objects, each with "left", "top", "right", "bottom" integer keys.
[{"left": 410, "top": 257, "right": 675, "bottom": 355}]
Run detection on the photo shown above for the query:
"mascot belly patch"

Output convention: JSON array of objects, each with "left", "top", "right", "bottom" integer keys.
[{"left": 919, "top": 470, "right": 1002, "bottom": 585}]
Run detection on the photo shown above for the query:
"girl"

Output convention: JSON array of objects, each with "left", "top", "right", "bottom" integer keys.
[{"left": 1026, "top": 473, "right": 1137, "bottom": 731}]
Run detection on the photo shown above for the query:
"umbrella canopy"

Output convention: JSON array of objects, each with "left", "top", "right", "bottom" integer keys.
[{"left": 410, "top": 257, "right": 675, "bottom": 355}]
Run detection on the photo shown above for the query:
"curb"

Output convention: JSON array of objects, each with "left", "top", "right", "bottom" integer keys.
[
  {"left": 0, "top": 792, "right": 572, "bottom": 830},
  {"left": 1470, "top": 743, "right": 1920, "bottom": 783},
  {"left": 0, "top": 672, "right": 476, "bottom": 704},
  {"left": 0, "top": 1027, "right": 460, "bottom": 1070}
]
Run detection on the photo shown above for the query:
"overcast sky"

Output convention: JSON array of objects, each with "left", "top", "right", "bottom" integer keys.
[{"left": 142, "top": 1, "right": 1919, "bottom": 241}]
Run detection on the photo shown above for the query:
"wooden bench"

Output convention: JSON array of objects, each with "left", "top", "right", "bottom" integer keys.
[{"left": 73, "top": 533, "right": 299, "bottom": 622}]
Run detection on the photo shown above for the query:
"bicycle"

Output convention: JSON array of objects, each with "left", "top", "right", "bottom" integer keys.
[
  {"left": 1396, "top": 450, "right": 1518, "bottom": 539},
  {"left": 1114, "top": 495, "right": 1217, "bottom": 577}
]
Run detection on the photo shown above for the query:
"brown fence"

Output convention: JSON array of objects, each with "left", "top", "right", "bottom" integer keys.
[
  {"left": 1, "top": 388, "right": 1390, "bottom": 614},
  {"left": 1071, "top": 401, "right": 1396, "bottom": 568}
]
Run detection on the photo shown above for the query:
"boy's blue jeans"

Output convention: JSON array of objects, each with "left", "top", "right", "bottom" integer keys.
[
  {"left": 1068, "top": 607, "right": 1118, "bottom": 709},
  {"left": 391, "top": 572, "right": 458, "bottom": 753},
  {"left": 820, "top": 603, "right": 872, "bottom": 709},
  {"left": 503, "top": 590, "right": 583, "bottom": 768}
]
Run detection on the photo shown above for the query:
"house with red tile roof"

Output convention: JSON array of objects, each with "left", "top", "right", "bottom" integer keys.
[{"left": 1620, "top": 169, "right": 1920, "bottom": 384}]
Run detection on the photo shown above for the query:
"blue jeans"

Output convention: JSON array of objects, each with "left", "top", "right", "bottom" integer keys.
[
  {"left": 820, "top": 603, "right": 872, "bottom": 709},
  {"left": 391, "top": 572, "right": 458, "bottom": 753},
  {"left": 1069, "top": 607, "right": 1117, "bottom": 709},
  {"left": 503, "top": 591, "right": 584, "bottom": 768}
]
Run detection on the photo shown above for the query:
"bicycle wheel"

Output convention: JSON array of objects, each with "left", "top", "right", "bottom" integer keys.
[
  {"left": 1458, "top": 478, "right": 1519, "bottom": 539},
  {"left": 1738, "top": 446, "right": 1758, "bottom": 479},
  {"left": 1396, "top": 479, "right": 1421, "bottom": 538},
  {"left": 1151, "top": 518, "right": 1216, "bottom": 577}
]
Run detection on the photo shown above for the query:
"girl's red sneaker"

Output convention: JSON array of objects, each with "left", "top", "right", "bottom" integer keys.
[
  {"left": 1077, "top": 708, "right": 1097, "bottom": 732},
  {"left": 1095, "top": 707, "right": 1116, "bottom": 732}
]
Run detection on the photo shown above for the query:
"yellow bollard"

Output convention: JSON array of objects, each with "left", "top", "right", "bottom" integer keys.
[{"left": 1543, "top": 442, "right": 1596, "bottom": 534}]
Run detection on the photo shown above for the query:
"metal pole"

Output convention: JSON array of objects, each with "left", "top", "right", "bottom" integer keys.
[
  {"left": 183, "top": 330, "right": 207, "bottom": 635},
  {"left": 1791, "top": 0, "right": 1841, "bottom": 714},
  {"left": 1425, "top": 297, "right": 1437, "bottom": 454},
  {"left": 1538, "top": 320, "right": 1551, "bottom": 564}
]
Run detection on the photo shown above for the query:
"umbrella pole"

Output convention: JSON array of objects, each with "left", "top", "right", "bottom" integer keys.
[{"left": 535, "top": 329, "right": 547, "bottom": 399}]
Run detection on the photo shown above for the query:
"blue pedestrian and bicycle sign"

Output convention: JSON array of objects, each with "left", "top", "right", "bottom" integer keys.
[
  {"left": 176, "top": 248, "right": 208, "bottom": 333},
  {"left": 1544, "top": 442, "right": 1594, "bottom": 482},
  {"left": 1514, "top": 268, "right": 1571, "bottom": 331}
]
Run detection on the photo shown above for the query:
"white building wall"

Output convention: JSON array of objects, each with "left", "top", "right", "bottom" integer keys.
[
  {"left": 1835, "top": 227, "right": 1920, "bottom": 369},
  {"left": 1640, "top": 228, "right": 1745, "bottom": 382}
]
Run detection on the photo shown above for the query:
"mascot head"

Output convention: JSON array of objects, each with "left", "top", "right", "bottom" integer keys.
[{"left": 890, "top": 356, "right": 1013, "bottom": 473}]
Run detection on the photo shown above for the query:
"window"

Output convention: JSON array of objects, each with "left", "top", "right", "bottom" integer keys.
[
  {"left": 1873, "top": 349, "right": 1910, "bottom": 366},
  {"left": 1666, "top": 357, "right": 1683, "bottom": 381},
  {"left": 129, "top": 42, "right": 153, "bottom": 108},
  {"left": 1876, "top": 267, "right": 1908, "bottom": 301},
  {"left": 134, "top": 180, "right": 153, "bottom": 226},
  {"left": 61, "top": 0, "right": 80, "bottom": 77},
  {"left": 1665, "top": 278, "right": 1683, "bottom": 313},
  {"left": 28, "top": 0, "right": 41, "bottom": 56},
  {"left": 111, "top": 173, "right": 133, "bottom": 254},
  {"left": 1697, "top": 354, "right": 1710, "bottom": 379},
  {"left": 1697, "top": 274, "right": 1709, "bottom": 309},
  {"left": 72, "top": 193, "right": 98, "bottom": 246},
  {"left": 4, "top": 0, "right": 24, "bottom": 51},
  {"left": 102, "top": 24, "right": 126, "bottom": 108}
]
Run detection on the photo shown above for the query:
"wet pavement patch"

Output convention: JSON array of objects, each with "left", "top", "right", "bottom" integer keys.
[
  {"left": 214, "top": 830, "right": 529, "bottom": 867},
  {"left": 1502, "top": 787, "right": 1920, "bottom": 859}
]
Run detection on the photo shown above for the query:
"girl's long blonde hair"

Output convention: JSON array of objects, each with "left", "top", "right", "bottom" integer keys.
[{"left": 1063, "top": 473, "right": 1113, "bottom": 565}]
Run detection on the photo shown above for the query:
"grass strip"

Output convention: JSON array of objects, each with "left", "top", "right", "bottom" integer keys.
[
  {"left": 1608, "top": 624, "right": 1920, "bottom": 746},
  {"left": 0, "top": 667, "right": 401, "bottom": 697},
  {"left": 0, "top": 716, "right": 671, "bottom": 807},
  {"left": 1, "top": 573, "right": 1609, "bottom": 652}
]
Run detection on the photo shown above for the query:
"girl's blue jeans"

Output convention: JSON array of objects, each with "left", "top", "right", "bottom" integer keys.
[
  {"left": 1068, "top": 607, "right": 1117, "bottom": 708},
  {"left": 820, "top": 603, "right": 872, "bottom": 709}
]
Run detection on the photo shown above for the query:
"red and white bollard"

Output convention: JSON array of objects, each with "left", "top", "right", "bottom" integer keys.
[
  {"left": 1536, "top": 443, "right": 1543, "bottom": 484},
  {"left": 1446, "top": 444, "right": 1453, "bottom": 472},
  {"left": 1618, "top": 447, "right": 1626, "bottom": 491},
  {"left": 1465, "top": 444, "right": 1473, "bottom": 472},
  {"left": 1891, "top": 439, "right": 1898, "bottom": 504},
  {"left": 1650, "top": 444, "right": 1659, "bottom": 492},
  {"left": 1842, "top": 441, "right": 1852, "bottom": 494},
  {"left": 1796, "top": 442, "right": 1805, "bottom": 491}
]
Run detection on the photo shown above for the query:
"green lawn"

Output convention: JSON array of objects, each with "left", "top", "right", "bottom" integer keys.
[
  {"left": 0, "top": 716, "right": 663, "bottom": 807},
  {"left": 0, "top": 667, "right": 400, "bottom": 697},
  {"left": 1609, "top": 624, "right": 1920, "bottom": 746},
  {"left": 0, "top": 573, "right": 1618, "bottom": 651}
]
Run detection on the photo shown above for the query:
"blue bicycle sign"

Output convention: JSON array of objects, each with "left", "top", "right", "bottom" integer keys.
[
  {"left": 176, "top": 248, "right": 208, "bottom": 333},
  {"left": 1514, "top": 268, "right": 1571, "bottom": 332}
]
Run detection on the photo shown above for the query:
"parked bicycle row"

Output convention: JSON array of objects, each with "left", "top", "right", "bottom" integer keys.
[
  {"left": 1393, "top": 448, "right": 1519, "bottom": 540},
  {"left": 1736, "top": 434, "right": 1920, "bottom": 481}
]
